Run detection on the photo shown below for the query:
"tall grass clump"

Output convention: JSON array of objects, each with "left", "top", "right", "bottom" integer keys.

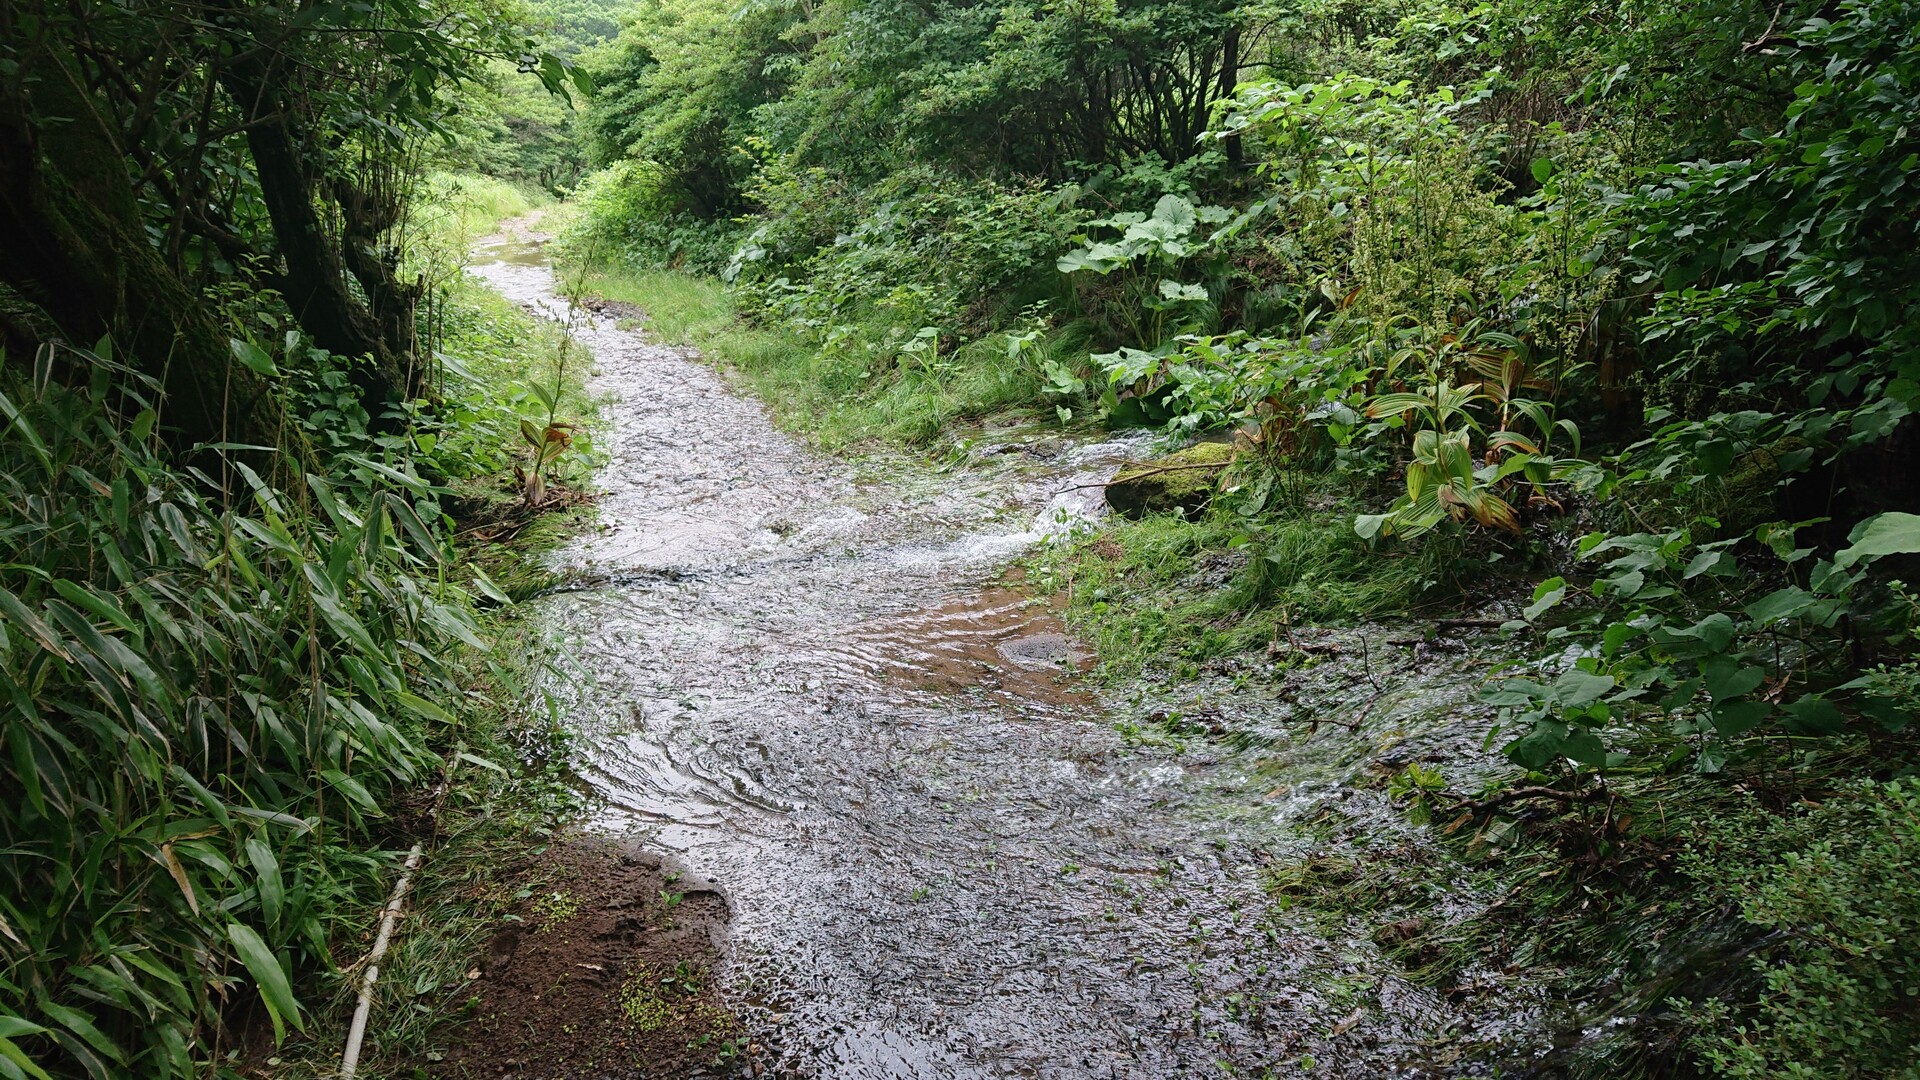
[
  {"left": 0, "top": 348, "right": 488, "bottom": 1077},
  {"left": 418, "top": 171, "right": 541, "bottom": 243}
]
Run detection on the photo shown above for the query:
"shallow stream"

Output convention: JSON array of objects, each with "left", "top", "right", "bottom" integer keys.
[{"left": 469, "top": 235, "right": 1544, "bottom": 1079}]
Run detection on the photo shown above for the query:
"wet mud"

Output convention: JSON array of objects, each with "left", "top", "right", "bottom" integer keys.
[{"left": 466, "top": 231, "right": 1546, "bottom": 1079}]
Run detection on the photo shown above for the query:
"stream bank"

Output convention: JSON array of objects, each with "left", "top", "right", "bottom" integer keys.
[{"left": 458, "top": 228, "right": 1553, "bottom": 1078}]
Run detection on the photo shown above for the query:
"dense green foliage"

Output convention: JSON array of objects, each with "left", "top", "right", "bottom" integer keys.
[
  {"left": 1685, "top": 780, "right": 1920, "bottom": 1079},
  {"left": 569, "top": 0, "right": 1920, "bottom": 1071},
  {"left": 4, "top": 0, "right": 1918, "bottom": 1069},
  {"left": 0, "top": 352, "right": 480, "bottom": 1075},
  {"left": 0, "top": 1, "right": 595, "bottom": 1075}
]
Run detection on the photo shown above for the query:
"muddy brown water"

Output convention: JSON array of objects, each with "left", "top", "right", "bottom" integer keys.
[{"left": 468, "top": 234, "right": 1547, "bottom": 1079}]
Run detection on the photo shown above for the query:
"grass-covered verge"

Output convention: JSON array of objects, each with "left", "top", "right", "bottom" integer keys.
[
  {"left": 415, "top": 172, "right": 548, "bottom": 251},
  {"left": 1264, "top": 728, "right": 1920, "bottom": 1079},
  {"left": 1035, "top": 498, "right": 1920, "bottom": 1077},
  {"left": 0, "top": 364, "right": 583, "bottom": 1079},
  {"left": 1027, "top": 487, "right": 1468, "bottom": 683},
  {"left": 558, "top": 262, "right": 1089, "bottom": 450}
]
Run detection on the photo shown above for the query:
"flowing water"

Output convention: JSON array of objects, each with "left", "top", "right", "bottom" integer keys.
[{"left": 469, "top": 234, "right": 1545, "bottom": 1079}]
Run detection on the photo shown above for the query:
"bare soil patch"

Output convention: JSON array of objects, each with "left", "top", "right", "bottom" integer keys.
[{"left": 431, "top": 837, "right": 748, "bottom": 1078}]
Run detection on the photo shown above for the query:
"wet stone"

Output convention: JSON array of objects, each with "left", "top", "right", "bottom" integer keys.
[
  {"left": 995, "top": 632, "right": 1087, "bottom": 670},
  {"left": 1103, "top": 440, "right": 1235, "bottom": 518}
]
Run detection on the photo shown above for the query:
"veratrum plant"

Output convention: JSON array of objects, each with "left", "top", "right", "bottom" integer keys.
[
  {"left": 0, "top": 350, "right": 484, "bottom": 1076},
  {"left": 1354, "top": 381, "right": 1588, "bottom": 539}
]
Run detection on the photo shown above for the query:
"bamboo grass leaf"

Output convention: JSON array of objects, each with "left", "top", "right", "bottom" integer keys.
[{"left": 226, "top": 924, "right": 301, "bottom": 1042}]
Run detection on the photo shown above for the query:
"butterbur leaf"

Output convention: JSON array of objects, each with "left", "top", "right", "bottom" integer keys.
[{"left": 1149, "top": 194, "right": 1196, "bottom": 231}]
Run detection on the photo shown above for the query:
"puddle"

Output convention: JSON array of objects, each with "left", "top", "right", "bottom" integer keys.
[{"left": 467, "top": 237, "right": 1546, "bottom": 1077}]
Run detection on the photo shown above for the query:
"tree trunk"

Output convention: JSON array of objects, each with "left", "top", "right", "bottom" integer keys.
[
  {"left": 217, "top": 52, "right": 412, "bottom": 425},
  {"left": 0, "top": 45, "right": 291, "bottom": 472},
  {"left": 1218, "top": 25, "right": 1243, "bottom": 168}
]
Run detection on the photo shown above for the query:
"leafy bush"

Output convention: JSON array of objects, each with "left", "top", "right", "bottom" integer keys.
[
  {"left": 1685, "top": 780, "right": 1920, "bottom": 1079},
  {"left": 559, "top": 161, "right": 739, "bottom": 273},
  {"left": 1624, "top": 0, "right": 1920, "bottom": 411},
  {"left": 1487, "top": 505, "right": 1919, "bottom": 776}
]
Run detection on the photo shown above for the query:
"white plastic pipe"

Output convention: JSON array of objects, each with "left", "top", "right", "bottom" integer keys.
[
  {"left": 339, "top": 841, "right": 424, "bottom": 1079},
  {"left": 339, "top": 751, "right": 460, "bottom": 1077}
]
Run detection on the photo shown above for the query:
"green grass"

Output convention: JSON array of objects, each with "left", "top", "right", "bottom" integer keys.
[
  {"left": 567, "top": 264, "right": 1082, "bottom": 449},
  {"left": 421, "top": 171, "right": 547, "bottom": 243},
  {"left": 1028, "top": 497, "right": 1440, "bottom": 681}
]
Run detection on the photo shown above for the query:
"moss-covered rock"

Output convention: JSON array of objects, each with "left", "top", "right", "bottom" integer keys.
[{"left": 1104, "top": 441, "right": 1235, "bottom": 518}]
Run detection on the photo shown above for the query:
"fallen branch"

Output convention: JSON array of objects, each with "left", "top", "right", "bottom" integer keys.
[{"left": 340, "top": 843, "right": 423, "bottom": 1079}]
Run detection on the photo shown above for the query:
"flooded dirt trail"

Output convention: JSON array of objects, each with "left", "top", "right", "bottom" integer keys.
[{"left": 468, "top": 234, "right": 1536, "bottom": 1079}]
